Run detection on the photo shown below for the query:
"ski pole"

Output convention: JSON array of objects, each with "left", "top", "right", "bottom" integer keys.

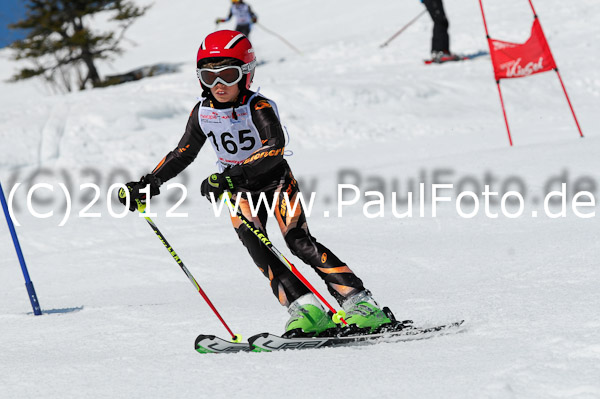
[
  {"left": 137, "top": 203, "right": 242, "bottom": 342},
  {"left": 379, "top": 9, "right": 427, "bottom": 48},
  {"left": 223, "top": 193, "right": 347, "bottom": 326},
  {"left": 255, "top": 22, "right": 303, "bottom": 55}
]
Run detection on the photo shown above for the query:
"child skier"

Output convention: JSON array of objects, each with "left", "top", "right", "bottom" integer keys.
[
  {"left": 119, "top": 30, "right": 393, "bottom": 337},
  {"left": 215, "top": 0, "right": 257, "bottom": 38}
]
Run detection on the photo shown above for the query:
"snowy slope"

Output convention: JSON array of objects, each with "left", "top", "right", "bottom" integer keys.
[{"left": 1, "top": 1, "right": 599, "bottom": 398}]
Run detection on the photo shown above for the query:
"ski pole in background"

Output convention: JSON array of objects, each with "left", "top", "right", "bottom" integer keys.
[
  {"left": 256, "top": 22, "right": 303, "bottom": 55},
  {"left": 0, "top": 182, "right": 42, "bottom": 315},
  {"left": 137, "top": 204, "right": 242, "bottom": 342},
  {"left": 379, "top": 9, "right": 427, "bottom": 48},
  {"left": 223, "top": 193, "right": 347, "bottom": 326}
]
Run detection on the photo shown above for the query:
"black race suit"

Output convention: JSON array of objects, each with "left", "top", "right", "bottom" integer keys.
[
  {"left": 150, "top": 90, "right": 366, "bottom": 307},
  {"left": 423, "top": 0, "right": 450, "bottom": 53}
]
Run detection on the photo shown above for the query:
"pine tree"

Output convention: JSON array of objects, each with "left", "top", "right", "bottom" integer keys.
[{"left": 8, "top": 0, "right": 150, "bottom": 92}]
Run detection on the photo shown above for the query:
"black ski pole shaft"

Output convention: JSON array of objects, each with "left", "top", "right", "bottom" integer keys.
[
  {"left": 139, "top": 205, "right": 241, "bottom": 342},
  {"left": 256, "top": 22, "right": 303, "bottom": 55},
  {"left": 223, "top": 193, "right": 347, "bottom": 325},
  {"left": 380, "top": 9, "right": 427, "bottom": 48}
]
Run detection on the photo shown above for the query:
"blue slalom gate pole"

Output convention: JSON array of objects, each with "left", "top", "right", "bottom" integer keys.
[{"left": 0, "top": 182, "right": 42, "bottom": 315}]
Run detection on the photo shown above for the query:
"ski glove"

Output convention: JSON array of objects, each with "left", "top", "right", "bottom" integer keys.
[
  {"left": 201, "top": 172, "right": 234, "bottom": 202},
  {"left": 215, "top": 18, "right": 226, "bottom": 24},
  {"left": 118, "top": 174, "right": 161, "bottom": 212}
]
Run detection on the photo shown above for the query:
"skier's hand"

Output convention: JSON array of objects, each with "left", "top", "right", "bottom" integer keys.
[
  {"left": 252, "top": 16, "right": 258, "bottom": 23},
  {"left": 200, "top": 172, "right": 234, "bottom": 202},
  {"left": 118, "top": 174, "right": 161, "bottom": 212},
  {"left": 215, "top": 18, "right": 225, "bottom": 24}
]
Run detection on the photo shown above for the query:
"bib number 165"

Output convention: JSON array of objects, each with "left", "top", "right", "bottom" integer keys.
[{"left": 206, "top": 129, "right": 255, "bottom": 154}]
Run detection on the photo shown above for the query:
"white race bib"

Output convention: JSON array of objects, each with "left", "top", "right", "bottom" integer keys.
[
  {"left": 232, "top": 4, "right": 252, "bottom": 25},
  {"left": 199, "top": 94, "right": 266, "bottom": 171}
]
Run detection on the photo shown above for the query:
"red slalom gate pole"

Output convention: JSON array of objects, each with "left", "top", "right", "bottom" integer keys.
[
  {"left": 496, "top": 82, "right": 513, "bottom": 146},
  {"left": 526, "top": 0, "right": 584, "bottom": 138},
  {"left": 481, "top": 0, "right": 584, "bottom": 142},
  {"left": 555, "top": 70, "right": 584, "bottom": 137},
  {"left": 527, "top": 0, "right": 538, "bottom": 16},
  {"left": 479, "top": 0, "right": 513, "bottom": 145}
]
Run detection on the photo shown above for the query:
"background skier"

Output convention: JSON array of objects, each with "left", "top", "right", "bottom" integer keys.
[
  {"left": 118, "top": 30, "right": 394, "bottom": 338},
  {"left": 215, "top": 0, "right": 258, "bottom": 37},
  {"left": 422, "top": 0, "right": 458, "bottom": 62}
]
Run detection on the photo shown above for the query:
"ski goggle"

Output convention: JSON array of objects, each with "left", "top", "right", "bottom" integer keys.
[
  {"left": 196, "top": 66, "right": 244, "bottom": 88},
  {"left": 196, "top": 61, "right": 256, "bottom": 88}
]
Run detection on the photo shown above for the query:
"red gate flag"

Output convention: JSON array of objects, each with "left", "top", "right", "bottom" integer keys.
[
  {"left": 489, "top": 19, "right": 556, "bottom": 81},
  {"left": 478, "top": 0, "right": 584, "bottom": 145}
]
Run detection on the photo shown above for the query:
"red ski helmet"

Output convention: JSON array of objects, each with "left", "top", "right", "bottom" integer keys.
[{"left": 196, "top": 30, "right": 256, "bottom": 92}]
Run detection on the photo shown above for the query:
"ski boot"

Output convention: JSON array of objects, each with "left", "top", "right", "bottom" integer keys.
[
  {"left": 340, "top": 290, "right": 394, "bottom": 336},
  {"left": 431, "top": 50, "right": 459, "bottom": 64},
  {"left": 283, "top": 293, "right": 337, "bottom": 338}
]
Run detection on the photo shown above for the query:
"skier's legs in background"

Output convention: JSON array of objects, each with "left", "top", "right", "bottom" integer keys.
[
  {"left": 235, "top": 24, "right": 251, "bottom": 37},
  {"left": 423, "top": 0, "right": 450, "bottom": 54}
]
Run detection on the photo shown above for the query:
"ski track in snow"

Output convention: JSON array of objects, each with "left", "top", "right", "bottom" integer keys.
[{"left": 0, "top": 1, "right": 599, "bottom": 398}]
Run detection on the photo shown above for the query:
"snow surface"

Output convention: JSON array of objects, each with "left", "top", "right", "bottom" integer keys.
[{"left": 1, "top": 0, "right": 599, "bottom": 398}]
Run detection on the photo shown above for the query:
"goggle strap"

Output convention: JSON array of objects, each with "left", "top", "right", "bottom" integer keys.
[{"left": 241, "top": 60, "right": 256, "bottom": 74}]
